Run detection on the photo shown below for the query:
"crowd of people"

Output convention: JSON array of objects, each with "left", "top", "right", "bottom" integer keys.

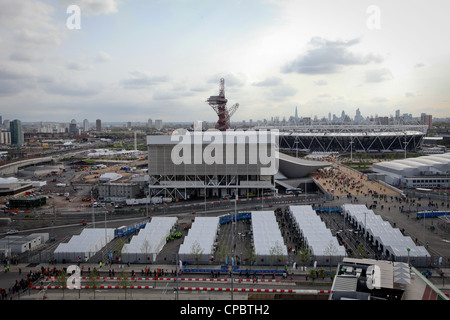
[
  {"left": 314, "top": 163, "right": 397, "bottom": 197},
  {"left": 1, "top": 265, "right": 43, "bottom": 300}
]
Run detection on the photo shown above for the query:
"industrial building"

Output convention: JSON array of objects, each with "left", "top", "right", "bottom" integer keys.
[
  {"left": 8, "top": 195, "right": 47, "bottom": 208},
  {"left": 0, "top": 233, "right": 49, "bottom": 256},
  {"left": 0, "top": 177, "right": 32, "bottom": 196},
  {"left": 371, "top": 153, "right": 450, "bottom": 188},
  {"left": 98, "top": 182, "right": 141, "bottom": 201}
]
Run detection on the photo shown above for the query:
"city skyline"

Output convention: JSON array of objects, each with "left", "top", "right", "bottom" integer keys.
[{"left": 0, "top": 1, "right": 449, "bottom": 122}]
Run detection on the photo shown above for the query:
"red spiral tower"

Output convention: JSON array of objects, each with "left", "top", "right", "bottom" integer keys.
[{"left": 206, "top": 78, "right": 239, "bottom": 131}]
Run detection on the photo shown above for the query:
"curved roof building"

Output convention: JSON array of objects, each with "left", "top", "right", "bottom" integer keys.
[
  {"left": 372, "top": 153, "right": 450, "bottom": 186},
  {"left": 278, "top": 152, "right": 330, "bottom": 179}
]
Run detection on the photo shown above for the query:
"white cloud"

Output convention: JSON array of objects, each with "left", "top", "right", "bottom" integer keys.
[
  {"left": 365, "top": 68, "right": 393, "bottom": 83},
  {"left": 314, "top": 79, "right": 328, "bottom": 86},
  {"left": 282, "top": 37, "right": 383, "bottom": 75},
  {"left": 208, "top": 73, "right": 247, "bottom": 87},
  {"left": 95, "top": 51, "right": 113, "bottom": 63},
  {"left": 120, "top": 72, "right": 169, "bottom": 89},
  {"left": 45, "top": 81, "right": 102, "bottom": 96},
  {"left": 66, "top": 61, "right": 93, "bottom": 71},
  {"left": 252, "top": 77, "right": 283, "bottom": 87}
]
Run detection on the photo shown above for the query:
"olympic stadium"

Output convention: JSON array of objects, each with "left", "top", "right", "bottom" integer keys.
[{"left": 255, "top": 124, "right": 428, "bottom": 154}]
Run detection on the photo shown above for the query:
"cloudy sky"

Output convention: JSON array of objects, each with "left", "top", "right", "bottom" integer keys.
[{"left": 0, "top": 0, "right": 449, "bottom": 124}]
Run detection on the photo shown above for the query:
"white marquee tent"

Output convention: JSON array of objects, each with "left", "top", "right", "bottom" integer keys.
[
  {"left": 251, "top": 211, "right": 288, "bottom": 265},
  {"left": 290, "top": 205, "right": 346, "bottom": 265},
  {"left": 53, "top": 228, "right": 115, "bottom": 263},
  {"left": 342, "top": 204, "right": 430, "bottom": 266},
  {"left": 121, "top": 216, "right": 177, "bottom": 263},
  {"left": 178, "top": 217, "right": 220, "bottom": 264}
]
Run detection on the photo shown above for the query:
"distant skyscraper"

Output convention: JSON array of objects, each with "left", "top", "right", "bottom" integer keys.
[
  {"left": 96, "top": 119, "right": 102, "bottom": 132},
  {"left": 155, "top": 119, "right": 163, "bottom": 130},
  {"left": 295, "top": 106, "right": 299, "bottom": 124},
  {"left": 83, "top": 119, "right": 89, "bottom": 131},
  {"left": 355, "top": 108, "right": 363, "bottom": 123},
  {"left": 0, "top": 131, "right": 10, "bottom": 144},
  {"left": 69, "top": 119, "right": 78, "bottom": 136},
  {"left": 421, "top": 113, "right": 432, "bottom": 129},
  {"left": 10, "top": 119, "right": 24, "bottom": 147},
  {"left": 148, "top": 118, "right": 153, "bottom": 128}
]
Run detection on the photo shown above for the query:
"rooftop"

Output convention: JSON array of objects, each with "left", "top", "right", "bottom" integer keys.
[{"left": 330, "top": 258, "right": 449, "bottom": 300}]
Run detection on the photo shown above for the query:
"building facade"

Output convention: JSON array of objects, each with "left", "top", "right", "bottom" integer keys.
[
  {"left": 10, "top": 119, "right": 24, "bottom": 147},
  {"left": 147, "top": 131, "right": 278, "bottom": 200},
  {"left": 98, "top": 182, "right": 141, "bottom": 201}
]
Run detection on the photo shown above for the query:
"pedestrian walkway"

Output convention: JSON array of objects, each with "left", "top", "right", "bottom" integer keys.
[{"left": 315, "top": 162, "right": 398, "bottom": 197}]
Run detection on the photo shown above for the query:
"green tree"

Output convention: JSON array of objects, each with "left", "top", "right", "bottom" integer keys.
[
  {"left": 244, "top": 244, "right": 257, "bottom": 266},
  {"left": 190, "top": 240, "right": 204, "bottom": 269},
  {"left": 118, "top": 270, "right": 132, "bottom": 300},
  {"left": 216, "top": 243, "right": 231, "bottom": 265},
  {"left": 353, "top": 242, "right": 368, "bottom": 259},
  {"left": 296, "top": 245, "right": 312, "bottom": 271},
  {"left": 55, "top": 270, "right": 68, "bottom": 299},
  {"left": 87, "top": 268, "right": 100, "bottom": 299},
  {"left": 269, "top": 241, "right": 285, "bottom": 268}
]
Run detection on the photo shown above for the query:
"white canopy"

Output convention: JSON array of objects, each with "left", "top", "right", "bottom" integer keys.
[
  {"left": 178, "top": 217, "right": 219, "bottom": 263},
  {"left": 122, "top": 216, "right": 177, "bottom": 263},
  {"left": 342, "top": 204, "right": 430, "bottom": 266},
  {"left": 251, "top": 211, "right": 288, "bottom": 258},
  {"left": 290, "top": 205, "right": 346, "bottom": 259},
  {"left": 54, "top": 228, "right": 115, "bottom": 262}
]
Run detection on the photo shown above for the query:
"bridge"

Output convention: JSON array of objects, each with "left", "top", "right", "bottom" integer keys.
[{"left": 0, "top": 156, "right": 54, "bottom": 176}]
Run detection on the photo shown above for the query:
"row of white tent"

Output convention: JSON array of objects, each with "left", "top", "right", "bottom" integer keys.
[
  {"left": 342, "top": 204, "right": 430, "bottom": 266},
  {"left": 121, "top": 217, "right": 178, "bottom": 263},
  {"left": 178, "top": 217, "right": 220, "bottom": 264},
  {"left": 53, "top": 228, "right": 115, "bottom": 263},
  {"left": 290, "top": 205, "right": 346, "bottom": 265},
  {"left": 251, "top": 211, "right": 288, "bottom": 265}
]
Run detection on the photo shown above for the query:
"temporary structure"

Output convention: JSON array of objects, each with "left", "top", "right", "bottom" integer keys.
[
  {"left": 121, "top": 216, "right": 177, "bottom": 263},
  {"left": 342, "top": 204, "right": 429, "bottom": 266},
  {"left": 290, "top": 205, "right": 346, "bottom": 265},
  {"left": 178, "top": 217, "right": 220, "bottom": 264},
  {"left": 53, "top": 228, "right": 115, "bottom": 262},
  {"left": 251, "top": 211, "right": 288, "bottom": 265}
]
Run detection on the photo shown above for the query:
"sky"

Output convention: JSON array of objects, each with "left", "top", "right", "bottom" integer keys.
[{"left": 0, "top": 0, "right": 449, "bottom": 124}]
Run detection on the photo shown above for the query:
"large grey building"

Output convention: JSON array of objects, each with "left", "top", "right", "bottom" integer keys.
[
  {"left": 96, "top": 119, "right": 102, "bottom": 132},
  {"left": 147, "top": 130, "right": 329, "bottom": 200},
  {"left": 98, "top": 182, "right": 141, "bottom": 201}
]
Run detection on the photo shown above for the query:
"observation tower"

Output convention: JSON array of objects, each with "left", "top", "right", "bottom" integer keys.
[{"left": 206, "top": 78, "right": 239, "bottom": 131}]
